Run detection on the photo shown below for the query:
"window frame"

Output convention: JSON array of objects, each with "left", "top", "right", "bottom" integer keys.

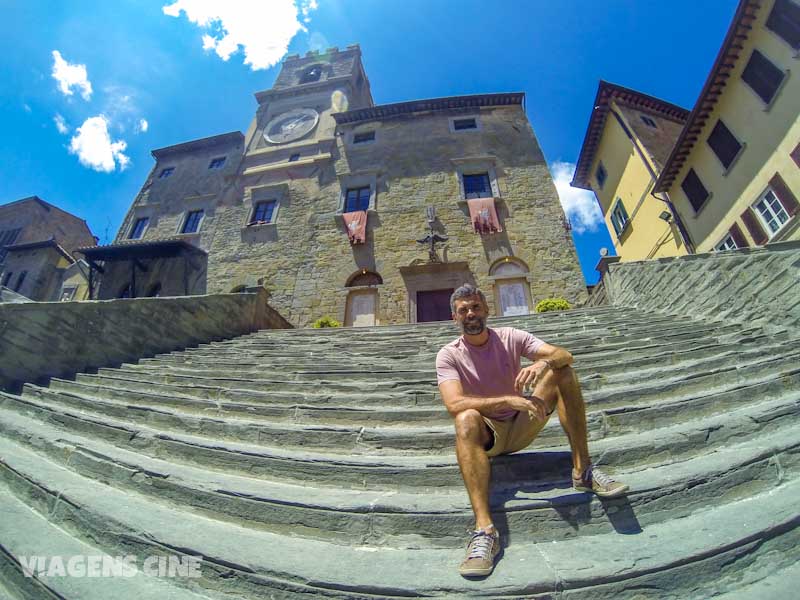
[
  {"left": 14, "top": 271, "right": 27, "bottom": 293},
  {"left": 248, "top": 199, "right": 278, "bottom": 226},
  {"left": 60, "top": 286, "right": 78, "bottom": 301},
  {"left": 448, "top": 115, "right": 481, "bottom": 133},
  {"left": 208, "top": 156, "right": 227, "bottom": 170},
  {"left": 128, "top": 217, "right": 150, "bottom": 240},
  {"left": 158, "top": 167, "right": 175, "bottom": 179},
  {"left": 740, "top": 49, "right": 788, "bottom": 109},
  {"left": 288, "top": 153, "right": 301, "bottom": 162},
  {"left": 765, "top": 0, "right": 800, "bottom": 53},
  {"left": 706, "top": 119, "right": 744, "bottom": 173},
  {"left": 1, "top": 271, "right": 13, "bottom": 287},
  {"left": 180, "top": 209, "right": 205, "bottom": 234},
  {"left": 299, "top": 64, "right": 323, "bottom": 84},
  {"left": 752, "top": 186, "right": 791, "bottom": 237},
  {"left": 681, "top": 168, "right": 711, "bottom": 214},
  {"left": 344, "top": 186, "right": 372, "bottom": 212},
  {"left": 640, "top": 115, "right": 658, "bottom": 128},
  {"left": 336, "top": 172, "right": 378, "bottom": 215},
  {"left": 352, "top": 131, "right": 376, "bottom": 145},
  {"left": 595, "top": 162, "right": 608, "bottom": 190},
  {"left": 462, "top": 172, "right": 494, "bottom": 200},
  {"left": 610, "top": 198, "right": 630, "bottom": 237},
  {"left": 714, "top": 234, "right": 738, "bottom": 252}
]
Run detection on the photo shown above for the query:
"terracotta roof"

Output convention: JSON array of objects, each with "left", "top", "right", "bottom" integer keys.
[
  {"left": 572, "top": 81, "right": 689, "bottom": 190},
  {"left": 332, "top": 93, "right": 524, "bottom": 125},
  {"left": 151, "top": 131, "right": 244, "bottom": 160},
  {"left": 77, "top": 237, "right": 208, "bottom": 261},
  {"left": 654, "top": 0, "right": 761, "bottom": 193}
]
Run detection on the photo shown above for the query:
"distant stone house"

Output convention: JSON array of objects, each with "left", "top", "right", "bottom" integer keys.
[
  {"left": 89, "top": 45, "right": 586, "bottom": 327},
  {"left": 0, "top": 196, "right": 95, "bottom": 301}
]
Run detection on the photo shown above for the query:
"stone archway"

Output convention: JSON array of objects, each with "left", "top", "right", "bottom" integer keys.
[
  {"left": 490, "top": 257, "right": 531, "bottom": 316},
  {"left": 399, "top": 261, "right": 475, "bottom": 323},
  {"left": 344, "top": 270, "right": 382, "bottom": 327}
]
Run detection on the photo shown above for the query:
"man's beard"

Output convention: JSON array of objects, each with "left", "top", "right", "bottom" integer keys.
[{"left": 460, "top": 316, "right": 486, "bottom": 335}]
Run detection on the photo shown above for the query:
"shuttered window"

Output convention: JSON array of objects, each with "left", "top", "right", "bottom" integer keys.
[
  {"left": 791, "top": 142, "right": 800, "bottom": 168},
  {"left": 595, "top": 162, "right": 607, "bottom": 189},
  {"left": 768, "top": 172, "right": 800, "bottom": 218},
  {"left": 714, "top": 234, "right": 737, "bottom": 251},
  {"left": 610, "top": 199, "right": 630, "bottom": 236},
  {"left": 0, "top": 228, "right": 21, "bottom": 263},
  {"left": 707, "top": 120, "right": 742, "bottom": 170},
  {"left": 766, "top": 0, "right": 800, "bottom": 50},
  {"left": 741, "top": 208, "right": 768, "bottom": 245},
  {"left": 741, "top": 50, "right": 785, "bottom": 105},
  {"left": 680, "top": 168, "right": 710, "bottom": 212},
  {"left": 729, "top": 222, "right": 748, "bottom": 248}
]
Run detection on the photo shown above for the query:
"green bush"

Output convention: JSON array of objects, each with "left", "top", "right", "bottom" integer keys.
[
  {"left": 312, "top": 315, "right": 342, "bottom": 328},
  {"left": 535, "top": 298, "right": 571, "bottom": 313}
]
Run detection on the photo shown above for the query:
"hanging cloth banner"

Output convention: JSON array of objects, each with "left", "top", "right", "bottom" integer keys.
[
  {"left": 342, "top": 211, "right": 367, "bottom": 244},
  {"left": 467, "top": 198, "right": 502, "bottom": 235}
]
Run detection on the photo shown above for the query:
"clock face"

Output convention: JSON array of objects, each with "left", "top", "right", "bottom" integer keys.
[{"left": 264, "top": 108, "right": 319, "bottom": 144}]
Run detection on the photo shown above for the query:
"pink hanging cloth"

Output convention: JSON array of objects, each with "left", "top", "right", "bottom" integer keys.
[
  {"left": 342, "top": 211, "right": 367, "bottom": 244},
  {"left": 467, "top": 198, "right": 502, "bottom": 235}
]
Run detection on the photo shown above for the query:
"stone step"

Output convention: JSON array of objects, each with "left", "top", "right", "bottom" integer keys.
[
  {"left": 0, "top": 487, "right": 210, "bottom": 600},
  {"left": 1, "top": 411, "right": 797, "bottom": 550},
  {"left": 2, "top": 382, "right": 798, "bottom": 489},
  {"left": 121, "top": 336, "right": 790, "bottom": 395},
  {"left": 19, "top": 364, "right": 800, "bottom": 455},
  {"left": 1, "top": 436, "right": 798, "bottom": 598},
  {"left": 69, "top": 349, "right": 800, "bottom": 413},
  {"left": 711, "top": 561, "right": 800, "bottom": 599},
  {"left": 165, "top": 320, "right": 746, "bottom": 360},
  {"left": 138, "top": 328, "right": 770, "bottom": 379}
]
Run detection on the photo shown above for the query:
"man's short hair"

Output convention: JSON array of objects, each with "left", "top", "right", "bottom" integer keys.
[{"left": 450, "top": 284, "right": 487, "bottom": 314}]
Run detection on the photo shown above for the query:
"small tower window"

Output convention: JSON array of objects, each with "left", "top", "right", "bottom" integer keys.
[
  {"left": 208, "top": 157, "right": 226, "bottom": 169},
  {"left": 300, "top": 65, "right": 322, "bottom": 84},
  {"left": 353, "top": 131, "right": 375, "bottom": 144},
  {"left": 640, "top": 115, "right": 658, "bottom": 128}
]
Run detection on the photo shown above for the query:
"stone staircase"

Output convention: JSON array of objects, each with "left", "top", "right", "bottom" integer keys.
[{"left": 1, "top": 305, "right": 799, "bottom": 599}]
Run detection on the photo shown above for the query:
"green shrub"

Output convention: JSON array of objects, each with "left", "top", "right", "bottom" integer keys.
[
  {"left": 312, "top": 315, "right": 342, "bottom": 328},
  {"left": 535, "top": 298, "right": 571, "bottom": 313}
]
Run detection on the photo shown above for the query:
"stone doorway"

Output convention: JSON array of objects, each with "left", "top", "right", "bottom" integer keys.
[
  {"left": 400, "top": 261, "right": 474, "bottom": 324},
  {"left": 416, "top": 289, "right": 454, "bottom": 322}
]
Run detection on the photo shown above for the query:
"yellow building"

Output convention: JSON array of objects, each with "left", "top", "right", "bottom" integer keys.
[
  {"left": 654, "top": 0, "right": 800, "bottom": 251},
  {"left": 571, "top": 82, "right": 693, "bottom": 261}
]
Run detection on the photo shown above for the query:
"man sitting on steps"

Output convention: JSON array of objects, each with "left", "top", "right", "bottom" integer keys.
[{"left": 436, "top": 283, "right": 629, "bottom": 578}]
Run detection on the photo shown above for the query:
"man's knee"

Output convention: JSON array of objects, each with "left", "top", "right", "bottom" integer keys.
[{"left": 454, "top": 409, "right": 487, "bottom": 442}]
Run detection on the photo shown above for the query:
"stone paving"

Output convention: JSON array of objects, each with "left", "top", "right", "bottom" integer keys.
[{"left": 1, "top": 305, "right": 798, "bottom": 598}]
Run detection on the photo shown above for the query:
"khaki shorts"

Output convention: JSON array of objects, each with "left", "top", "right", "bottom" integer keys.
[{"left": 483, "top": 406, "right": 554, "bottom": 458}]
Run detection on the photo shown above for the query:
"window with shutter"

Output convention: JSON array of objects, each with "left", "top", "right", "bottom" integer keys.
[
  {"left": 766, "top": 0, "right": 800, "bottom": 50},
  {"left": 754, "top": 189, "right": 790, "bottom": 235},
  {"left": 769, "top": 173, "right": 799, "bottom": 217},
  {"left": 595, "top": 162, "right": 607, "bottom": 189},
  {"left": 729, "top": 222, "right": 748, "bottom": 248},
  {"left": 610, "top": 199, "right": 630, "bottom": 236},
  {"left": 714, "top": 234, "right": 737, "bottom": 251},
  {"left": 681, "top": 168, "right": 710, "bottom": 212},
  {"left": 741, "top": 207, "right": 768, "bottom": 245},
  {"left": 707, "top": 120, "right": 742, "bottom": 170},
  {"left": 741, "top": 50, "right": 785, "bottom": 105}
]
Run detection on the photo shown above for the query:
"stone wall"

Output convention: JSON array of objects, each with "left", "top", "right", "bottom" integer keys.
[
  {"left": 605, "top": 240, "right": 800, "bottom": 330},
  {"left": 0, "top": 290, "right": 291, "bottom": 392}
]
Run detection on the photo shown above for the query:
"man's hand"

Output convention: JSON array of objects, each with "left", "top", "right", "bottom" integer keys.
[
  {"left": 514, "top": 360, "right": 551, "bottom": 395},
  {"left": 506, "top": 394, "right": 550, "bottom": 422}
]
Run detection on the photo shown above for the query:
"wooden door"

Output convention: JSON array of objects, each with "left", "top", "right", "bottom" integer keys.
[{"left": 416, "top": 289, "right": 454, "bottom": 322}]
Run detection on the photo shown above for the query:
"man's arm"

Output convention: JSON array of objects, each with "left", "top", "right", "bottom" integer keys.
[
  {"left": 438, "top": 379, "right": 549, "bottom": 420},
  {"left": 513, "top": 342, "right": 574, "bottom": 393}
]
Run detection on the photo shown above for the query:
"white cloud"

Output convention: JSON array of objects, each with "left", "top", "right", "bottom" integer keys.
[
  {"left": 162, "top": 0, "right": 318, "bottom": 70},
  {"left": 51, "top": 50, "right": 93, "bottom": 100},
  {"left": 136, "top": 118, "right": 149, "bottom": 133},
  {"left": 550, "top": 161, "right": 604, "bottom": 234},
  {"left": 54, "top": 114, "right": 69, "bottom": 134},
  {"left": 68, "top": 115, "right": 130, "bottom": 173}
]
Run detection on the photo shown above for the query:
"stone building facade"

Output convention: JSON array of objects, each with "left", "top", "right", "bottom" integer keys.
[
  {"left": 103, "top": 45, "right": 586, "bottom": 326},
  {"left": 0, "top": 197, "right": 95, "bottom": 301}
]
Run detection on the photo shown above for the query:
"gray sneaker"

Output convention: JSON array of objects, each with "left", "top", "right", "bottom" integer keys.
[
  {"left": 458, "top": 527, "right": 500, "bottom": 577},
  {"left": 573, "top": 465, "right": 629, "bottom": 498}
]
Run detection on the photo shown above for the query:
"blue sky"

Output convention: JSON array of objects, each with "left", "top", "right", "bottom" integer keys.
[{"left": 0, "top": 0, "right": 738, "bottom": 284}]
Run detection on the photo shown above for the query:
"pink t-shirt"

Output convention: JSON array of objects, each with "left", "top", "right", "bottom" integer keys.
[{"left": 436, "top": 327, "right": 545, "bottom": 420}]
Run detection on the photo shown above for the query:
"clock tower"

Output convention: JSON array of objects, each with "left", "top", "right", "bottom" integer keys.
[{"left": 242, "top": 45, "right": 373, "bottom": 161}]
